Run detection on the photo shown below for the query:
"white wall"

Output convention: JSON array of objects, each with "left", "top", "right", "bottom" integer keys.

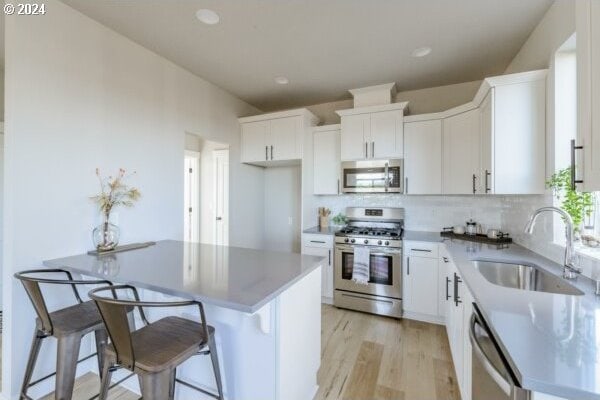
[
  {"left": 264, "top": 166, "right": 301, "bottom": 253},
  {"left": 305, "top": 80, "right": 483, "bottom": 125},
  {"left": 504, "top": 0, "right": 576, "bottom": 74},
  {"left": 2, "top": 0, "right": 262, "bottom": 396}
]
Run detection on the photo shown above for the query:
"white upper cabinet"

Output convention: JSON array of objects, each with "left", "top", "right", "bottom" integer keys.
[
  {"left": 313, "top": 125, "right": 341, "bottom": 195},
  {"left": 269, "top": 116, "right": 301, "bottom": 161},
  {"left": 337, "top": 103, "right": 408, "bottom": 161},
  {"left": 479, "top": 93, "right": 493, "bottom": 194},
  {"left": 576, "top": 0, "right": 600, "bottom": 191},
  {"left": 443, "top": 109, "right": 481, "bottom": 194},
  {"left": 241, "top": 120, "right": 269, "bottom": 163},
  {"left": 473, "top": 71, "right": 547, "bottom": 194},
  {"left": 404, "top": 119, "right": 442, "bottom": 194},
  {"left": 239, "top": 109, "right": 319, "bottom": 166},
  {"left": 340, "top": 113, "right": 370, "bottom": 160},
  {"left": 370, "top": 110, "right": 404, "bottom": 159}
]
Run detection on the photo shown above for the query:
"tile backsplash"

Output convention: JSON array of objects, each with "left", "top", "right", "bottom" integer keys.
[
  {"left": 310, "top": 193, "right": 547, "bottom": 233},
  {"left": 311, "top": 193, "right": 600, "bottom": 280}
]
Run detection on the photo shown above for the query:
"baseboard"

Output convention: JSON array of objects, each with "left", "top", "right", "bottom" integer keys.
[
  {"left": 321, "top": 296, "right": 333, "bottom": 305},
  {"left": 402, "top": 311, "right": 445, "bottom": 325}
]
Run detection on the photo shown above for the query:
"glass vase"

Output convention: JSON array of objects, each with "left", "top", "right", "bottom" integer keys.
[{"left": 92, "top": 216, "right": 120, "bottom": 252}]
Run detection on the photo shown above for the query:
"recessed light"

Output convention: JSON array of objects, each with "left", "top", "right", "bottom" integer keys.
[
  {"left": 196, "top": 9, "right": 220, "bottom": 25},
  {"left": 411, "top": 47, "right": 432, "bottom": 58},
  {"left": 274, "top": 76, "right": 289, "bottom": 85}
]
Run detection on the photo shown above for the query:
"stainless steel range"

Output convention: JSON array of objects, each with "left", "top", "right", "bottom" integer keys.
[{"left": 334, "top": 207, "right": 404, "bottom": 318}]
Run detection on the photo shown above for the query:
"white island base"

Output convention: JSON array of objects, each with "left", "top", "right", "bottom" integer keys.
[{"left": 109, "top": 267, "right": 322, "bottom": 400}]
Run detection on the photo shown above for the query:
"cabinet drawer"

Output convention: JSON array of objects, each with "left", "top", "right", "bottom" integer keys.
[
  {"left": 405, "top": 241, "right": 439, "bottom": 258},
  {"left": 302, "top": 234, "right": 333, "bottom": 248}
]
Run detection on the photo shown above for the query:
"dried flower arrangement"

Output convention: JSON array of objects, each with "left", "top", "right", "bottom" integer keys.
[{"left": 91, "top": 168, "right": 141, "bottom": 251}]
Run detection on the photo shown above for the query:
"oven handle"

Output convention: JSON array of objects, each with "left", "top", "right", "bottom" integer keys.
[
  {"left": 340, "top": 292, "right": 394, "bottom": 306},
  {"left": 336, "top": 245, "right": 402, "bottom": 256}
]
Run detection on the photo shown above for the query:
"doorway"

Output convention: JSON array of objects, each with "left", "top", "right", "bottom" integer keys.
[{"left": 184, "top": 133, "right": 230, "bottom": 245}]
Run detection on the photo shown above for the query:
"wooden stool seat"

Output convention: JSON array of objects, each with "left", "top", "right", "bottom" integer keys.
[
  {"left": 90, "top": 285, "right": 225, "bottom": 400},
  {"left": 14, "top": 269, "right": 113, "bottom": 400},
  {"left": 106, "top": 316, "right": 214, "bottom": 373},
  {"left": 41, "top": 300, "right": 104, "bottom": 337}
]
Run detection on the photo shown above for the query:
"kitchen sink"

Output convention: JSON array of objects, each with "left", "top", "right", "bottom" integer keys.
[{"left": 472, "top": 260, "right": 584, "bottom": 296}]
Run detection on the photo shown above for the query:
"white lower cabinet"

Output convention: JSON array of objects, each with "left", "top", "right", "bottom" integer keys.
[
  {"left": 402, "top": 241, "right": 442, "bottom": 323},
  {"left": 301, "top": 233, "right": 334, "bottom": 302},
  {"left": 441, "top": 248, "right": 472, "bottom": 400}
]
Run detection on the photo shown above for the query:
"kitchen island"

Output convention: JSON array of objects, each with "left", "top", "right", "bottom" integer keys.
[{"left": 44, "top": 240, "right": 324, "bottom": 400}]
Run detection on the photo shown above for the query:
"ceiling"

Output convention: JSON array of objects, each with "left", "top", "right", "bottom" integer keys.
[{"left": 61, "top": 0, "right": 553, "bottom": 111}]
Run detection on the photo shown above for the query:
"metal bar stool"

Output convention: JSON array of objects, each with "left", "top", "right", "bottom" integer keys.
[
  {"left": 14, "top": 269, "right": 114, "bottom": 400},
  {"left": 89, "top": 285, "right": 224, "bottom": 400}
]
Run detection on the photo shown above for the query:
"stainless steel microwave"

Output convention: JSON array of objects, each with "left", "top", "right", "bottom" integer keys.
[{"left": 341, "top": 159, "right": 403, "bottom": 193}]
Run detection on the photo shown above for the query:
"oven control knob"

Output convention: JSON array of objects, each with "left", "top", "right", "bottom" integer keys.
[
  {"left": 364, "top": 239, "right": 369, "bottom": 244},
  {"left": 350, "top": 239, "right": 356, "bottom": 243},
  {"left": 378, "top": 240, "right": 382, "bottom": 245},
  {"left": 344, "top": 238, "right": 349, "bottom": 243},
  {"left": 384, "top": 241, "right": 390, "bottom": 245}
]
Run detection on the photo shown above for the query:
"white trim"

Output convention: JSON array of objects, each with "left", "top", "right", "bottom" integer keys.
[
  {"left": 402, "top": 311, "right": 445, "bottom": 325},
  {"left": 473, "top": 69, "right": 548, "bottom": 106},
  {"left": 238, "top": 108, "right": 318, "bottom": 123},
  {"left": 335, "top": 101, "right": 409, "bottom": 116},
  {"left": 404, "top": 101, "right": 478, "bottom": 122},
  {"left": 312, "top": 124, "right": 340, "bottom": 132},
  {"left": 348, "top": 82, "right": 397, "bottom": 97},
  {"left": 321, "top": 296, "right": 334, "bottom": 305}
]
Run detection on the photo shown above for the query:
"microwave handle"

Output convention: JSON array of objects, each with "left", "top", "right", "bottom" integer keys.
[{"left": 385, "top": 162, "right": 389, "bottom": 192}]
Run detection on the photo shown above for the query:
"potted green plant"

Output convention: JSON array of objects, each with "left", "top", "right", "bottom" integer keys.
[{"left": 546, "top": 167, "right": 594, "bottom": 236}]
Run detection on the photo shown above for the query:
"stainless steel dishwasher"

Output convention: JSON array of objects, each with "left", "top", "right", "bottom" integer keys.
[{"left": 470, "top": 305, "right": 530, "bottom": 400}]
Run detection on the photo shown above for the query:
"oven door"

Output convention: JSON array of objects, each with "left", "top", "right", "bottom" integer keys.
[
  {"left": 341, "top": 160, "right": 403, "bottom": 193},
  {"left": 334, "top": 244, "right": 402, "bottom": 299}
]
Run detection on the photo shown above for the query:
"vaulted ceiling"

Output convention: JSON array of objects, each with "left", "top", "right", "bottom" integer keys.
[{"left": 62, "top": 0, "right": 554, "bottom": 111}]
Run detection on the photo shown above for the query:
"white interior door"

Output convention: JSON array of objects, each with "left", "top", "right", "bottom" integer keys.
[
  {"left": 184, "top": 151, "right": 200, "bottom": 242},
  {"left": 213, "top": 149, "right": 229, "bottom": 246}
]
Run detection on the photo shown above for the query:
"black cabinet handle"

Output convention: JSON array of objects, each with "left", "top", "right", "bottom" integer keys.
[
  {"left": 570, "top": 139, "right": 584, "bottom": 190},
  {"left": 407, "top": 257, "right": 410, "bottom": 275},
  {"left": 453, "top": 272, "right": 462, "bottom": 306},
  {"left": 485, "top": 170, "right": 491, "bottom": 193},
  {"left": 265, "top": 146, "right": 268, "bottom": 161},
  {"left": 310, "top": 240, "right": 326, "bottom": 244},
  {"left": 270, "top": 145, "right": 273, "bottom": 160},
  {"left": 446, "top": 277, "right": 451, "bottom": 300},
  {"left": 410, "top": 248, "right": 431, "bottom": 253},
  {"left": 328, "top": 249, "right": 331, "bottom": 266},
  {"left": 365, "top": 142, "right": 368, "bottom": 158},
  {"left": 472, "top": 174, "right": 476, "bottom": 194}
]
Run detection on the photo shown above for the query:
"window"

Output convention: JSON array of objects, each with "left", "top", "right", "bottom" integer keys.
[{"left": 553, "top": 34, "right": 600, "bottom": 254}]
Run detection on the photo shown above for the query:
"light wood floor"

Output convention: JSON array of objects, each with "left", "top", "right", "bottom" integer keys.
[
  {"left": 36, "top": 305, "right": 459, "bottom": 400},
  {"left": 315, "top": 305, "right": 459, "bottom": 400}
]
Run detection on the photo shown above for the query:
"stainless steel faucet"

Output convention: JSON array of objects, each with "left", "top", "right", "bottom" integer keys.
[{"left": 524, "top": 206, "right": 581, "bottom": 279}]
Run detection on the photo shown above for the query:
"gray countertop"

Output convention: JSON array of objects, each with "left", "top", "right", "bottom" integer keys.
[
  {"left": 44, "top": 240, "right": 324, "bottom": 313},
  {"left": 403, "top": 230, "right": 444, "bottom": 243},
  {"left": 303, "top": 226, "right": 341, "bottom": 235},
  {"left": 443, "top": 238, "right": 600, "bottom": 399}
]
